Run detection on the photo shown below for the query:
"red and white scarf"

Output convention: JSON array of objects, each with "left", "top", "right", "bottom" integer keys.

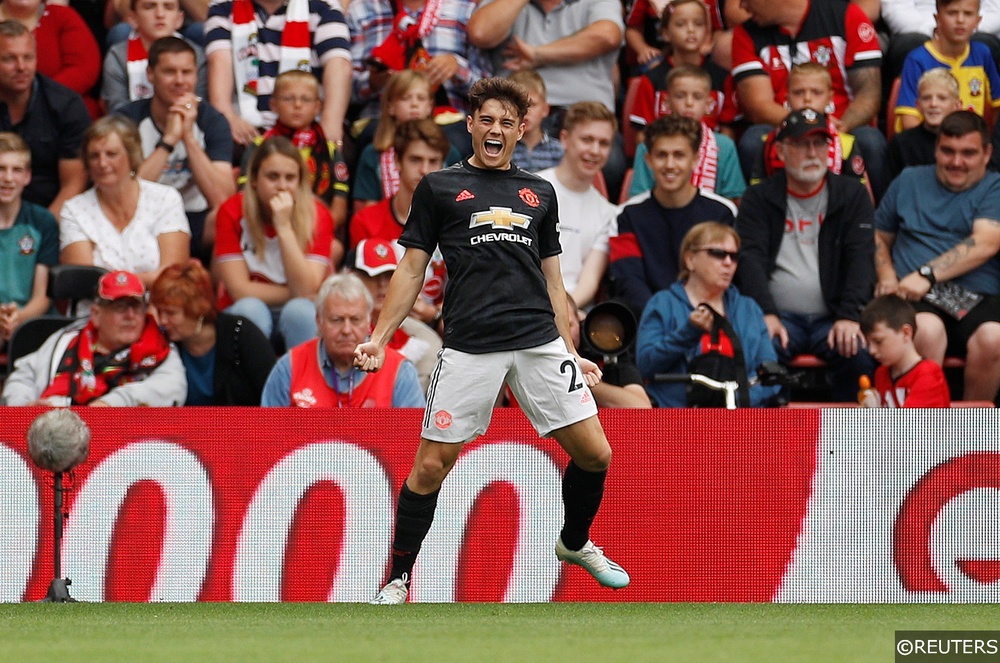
[
  {"left": 41, "top": 316, "right": 171, "bottom": 405},
  {"left": 690, "top": 121, "right": 718, "bottom": 192},
  {"left": 826, "top": 116, "right": 843, "bottom": 175},
  {"left": 230, "top": 0, "right": 312, "bottom": 127},
  {"left": 125, "top": 34, "right": 155, "bottom": 101},
  {"left": 380, "top": 147, "right": 401, "bottom": 199}
]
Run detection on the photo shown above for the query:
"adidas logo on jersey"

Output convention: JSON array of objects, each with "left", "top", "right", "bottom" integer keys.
[{"left": 455, "top": 189, "right": 475, "bottom": 202}]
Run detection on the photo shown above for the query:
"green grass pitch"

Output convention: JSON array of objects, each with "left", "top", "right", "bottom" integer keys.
[{"left": 0, "top": 603, "right": 995, "bottom": 662}]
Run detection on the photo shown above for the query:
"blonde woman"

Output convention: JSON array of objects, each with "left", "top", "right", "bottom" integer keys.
[
  {"left": 214, "top": 136, "right": 333, "bottom": 350},
  {"left": 60, "top": 115, "right": 190, "bottom": 287}
]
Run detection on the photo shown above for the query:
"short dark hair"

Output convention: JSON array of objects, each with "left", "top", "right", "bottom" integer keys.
[
  {"left": 393, "top": 118, "right": 450, "bottom": 160},
  {"left": 860, "top": 295, "right": 918, "bottom": 336},
  {"left": 468, "top": 77, "right": 530, "bottom": 121},
  {"left": 644, "top": 114, "right": 701, "bottom": 154},
  {"left": 938, "top": 110, "right": 989, "bottom": 147},
  {"left": 0, "top": 20, "right": 30, "bottom": 40},
  {"left": 147, "top": 36, "right": 196, "bottom": 70}
]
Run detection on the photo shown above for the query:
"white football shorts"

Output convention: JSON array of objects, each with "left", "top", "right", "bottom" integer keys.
[{"left": 421, "top": 338, "right": 599, "bottom": 442}]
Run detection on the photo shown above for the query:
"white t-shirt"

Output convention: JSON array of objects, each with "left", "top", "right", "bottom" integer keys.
[
  {"left": 59, "top": 179, "right": 190, "bottom": 274},
  {"left": 537, "top": 167, "right": 617, "bottom": 294}
]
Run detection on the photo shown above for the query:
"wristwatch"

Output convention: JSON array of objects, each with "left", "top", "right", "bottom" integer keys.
[
  {"left": 918, "top": 264, "right": 936, "bottom": 285},
  {"left": 155, "top": 139, "right": 176, "bottom": 153}
]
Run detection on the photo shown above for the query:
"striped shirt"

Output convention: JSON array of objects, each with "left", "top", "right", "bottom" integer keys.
[
  {"left": 346, "top": 0, "right": 482, "bottom": 117},
  {"left": 731, "top": 1, "right": 882, "bottom": 120},
  {"left": 205, "top": 0, "right": 351, "bottom": 127}
]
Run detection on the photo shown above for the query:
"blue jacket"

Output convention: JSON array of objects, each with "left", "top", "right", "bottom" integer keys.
[{"left": 637, "top": 282, "right": 780, "bottom": 408}]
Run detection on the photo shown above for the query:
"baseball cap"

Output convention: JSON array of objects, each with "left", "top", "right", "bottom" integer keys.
[
  {"left": 775, "top": 109, "right": 833, "bottom": 142},
  {"left": 96, "top": 270, "right": 146, "bottom": 301},
  {"left": 353, "top": 239, "right": 399, "bottom": 277}
]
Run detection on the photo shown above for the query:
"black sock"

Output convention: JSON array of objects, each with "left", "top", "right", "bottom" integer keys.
[
  {"left": 388, "top": 482, "right": 440, "bottom": 582},
  {"left": 559, "top": 461, "right": 607, "bottom": 551}
]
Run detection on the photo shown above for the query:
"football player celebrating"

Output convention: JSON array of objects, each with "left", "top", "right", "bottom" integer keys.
[{"left": 356, "top": 77, "right": 630, "bottom": 604}]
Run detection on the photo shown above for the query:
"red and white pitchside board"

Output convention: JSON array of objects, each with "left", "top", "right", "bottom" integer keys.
[{"left": 1, "top": 408, "right": 997, "bottom": 602}]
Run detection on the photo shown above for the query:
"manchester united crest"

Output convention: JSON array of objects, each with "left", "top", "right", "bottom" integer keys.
[{"left": 518, "top": 187, "right": 540, "bottom": 208}]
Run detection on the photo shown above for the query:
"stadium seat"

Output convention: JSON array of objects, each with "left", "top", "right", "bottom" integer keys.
[
  {"left": 885, "top": 76, "right": 901, "bottom": 140},
  {"left": 593, "top": 170, "right": 609, "bottom": 199},
  {"left": 3, "top": 315, "right": 75, "bottom": 378},
  {"left": 621, "top": 76, "right": 643, "bottom": 161},
  {"left": 47, "top": 264, "right": 107, "bottom": 317},
  {"left": 619, "top": 168, "right": 634, "bottom": 204}
]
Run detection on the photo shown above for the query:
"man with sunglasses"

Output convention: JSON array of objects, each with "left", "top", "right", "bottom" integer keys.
[
  {"left": 610, "top": 114, "right": 737, "bottom": 316},
  {"left": 735, "top": 109, "right": 876, "bottom": 402},
  {"left": 1, "top": 270, "right": 186, "bottom": 406}
]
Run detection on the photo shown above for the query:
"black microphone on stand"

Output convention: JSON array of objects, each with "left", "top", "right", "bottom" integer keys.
[{"left": 26, "top": 409, "right": 91, "bottom": 603}]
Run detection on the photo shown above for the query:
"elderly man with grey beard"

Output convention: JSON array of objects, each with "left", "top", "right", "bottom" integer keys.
[{"left": 734, "top": 109, "right": 877, "bottom": 402}]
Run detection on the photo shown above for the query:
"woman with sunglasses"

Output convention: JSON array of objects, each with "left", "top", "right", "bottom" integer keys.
[{"left": 635, "top": 221, "right": 780, "bottom": 407}]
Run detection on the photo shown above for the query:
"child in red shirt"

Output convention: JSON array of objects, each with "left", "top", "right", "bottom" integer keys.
[{"left": 860, "top": 295, "right": 951, "bottom": 408}]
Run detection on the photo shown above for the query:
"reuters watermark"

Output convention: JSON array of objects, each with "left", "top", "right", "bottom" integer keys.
[{"left": 896, "top": 632, "right": 1000, "bottom": 661}]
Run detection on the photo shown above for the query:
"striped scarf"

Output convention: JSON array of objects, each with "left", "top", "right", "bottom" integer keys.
[
  {"left": 379, "top": 147, "right": 400, "bottom": 199},
  {"left": 230, "top": 0, "right": 312, "bottom": 127},
  {"left": 125, "top": 34, "right": 155, "bottom": 101},
  {"left": 691, "top": 121, "right": 718, "bottom": 192}
]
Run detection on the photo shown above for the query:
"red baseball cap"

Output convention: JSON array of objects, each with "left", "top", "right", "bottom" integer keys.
[
  {"left": 354, "top": 239, "right": 398, "bottom": 277},
  {"left": 97, "top": 270, "right": 146, "bottom": 301}
]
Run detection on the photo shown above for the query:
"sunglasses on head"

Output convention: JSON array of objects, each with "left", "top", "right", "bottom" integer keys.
[{"left": 696, "top": 247, "right": 740, "bottom": 261}]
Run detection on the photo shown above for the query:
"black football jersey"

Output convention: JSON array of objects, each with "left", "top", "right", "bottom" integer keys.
[{"left": 399, "top": 160, "right": 562, "bottom": 353}]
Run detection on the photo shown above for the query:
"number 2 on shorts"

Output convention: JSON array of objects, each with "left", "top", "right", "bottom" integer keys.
[{"left": 560, "top": 359, "right": 584, "bottom": 393}]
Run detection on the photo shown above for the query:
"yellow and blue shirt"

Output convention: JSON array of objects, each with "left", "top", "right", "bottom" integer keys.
[{"left": 895, "top": 41, "right": 1000, "bottom": 130}]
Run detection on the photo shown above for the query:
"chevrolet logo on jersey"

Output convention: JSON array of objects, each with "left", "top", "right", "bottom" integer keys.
[
  {"left": 469, "top": 207, "right": 532, "bottom": 230},
  {"left": 468, "top": 207, "right": 534, "bottom": 247}
]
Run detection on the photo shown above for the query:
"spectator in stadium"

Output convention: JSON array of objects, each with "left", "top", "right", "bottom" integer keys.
[
  {"left": 101, "top": 0, "right": 209, "bottom": 114},
  {"left": 610, "top": 114, "right": 737, "bottom": 317},
  {"left": 537, "top": 101, "right": 617, "bottom": 309},
  {"left": 214, "top": 136, "right": 333, "bottom": 351},
  {"left": 859, "top": 294, "right": 951, "bottom": 408},
  {"left": 352, "top": 70, "right": 462, "bottom": 214},
  {"left": 0, "top": 133, "right": 58, "bottom": 349},
  {"left": 350, "top": 117, "right": 447, "bottom": 249},
  {"left": 349, "top": 118, "right": 449, "bottom": 327},
  {"left": 735, "top": 109, "right": 876, "bottom": 403},
  {"left": 888, "top": 68, "right": 963, "bottom": 180},
  {"left": 204, "top": 0, "right": 352, "bottom": 147},
  {"left": 0, "top": 0, "right": 101, "bottom": 118},
  {"left": 349, "top": 238, "right": 442, "bottom": 391},
  {"left": 238, "top": 70, "right": 350, "bottom": 264},
  {"left": 261, "top": 271, "right": 425, "bottom": 407},
  {"left": 357, "top": 77, "right": 629, "bottom": 605},
  {"left": 467, "top": 0, "right": 627, "bottom": 198},
  {"left": 568, "top": 294, "right": 651, "bottom": 408},
  {"left": 627, "top": 0, "right": 738, "bottom": 138},
  {"left": 874, "top": 110, "right": 1000, "bottom": 403},
  {"left": 151, "top": 260, "right": 277, "bottom": 405},
  {"left": 627, "top": 65, "right": 745, "bottom": 203},
  {"left": 1, "top": 270, "right": 187, "bottom": 406},
  {"left": 60, "top": 115, "right": 191, "bottom": 288},
  {"left": 509, "top": 69, "right": 562, "bottom": 173},
  {"left": 117, "top": 37, "right": 235, "bottom": 264},
  {"left": 894, "top": 0, "right": 1000, "bottom": 134},
  {"left": 881, "top": 0, "right": 1000, "bottom": 87},
  {"left": 731, "top": 0, "right": 888, "bottom": 201},
  {"left": 636, "top": 221, "right": 779, "bottom": 408},
  {"left": 747, "top": 63, "right": 873, "bottom": 194},
  {"left": 0, "top": 20, "right": 89, "bottom": 217},
  {"left": 345, "top": 0, "right": 484, "bottom": 120}
]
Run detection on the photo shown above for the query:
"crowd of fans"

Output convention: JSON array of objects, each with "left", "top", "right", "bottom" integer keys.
[{"left": 1, "top": 0, "right": 998, "bottom": 409}]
